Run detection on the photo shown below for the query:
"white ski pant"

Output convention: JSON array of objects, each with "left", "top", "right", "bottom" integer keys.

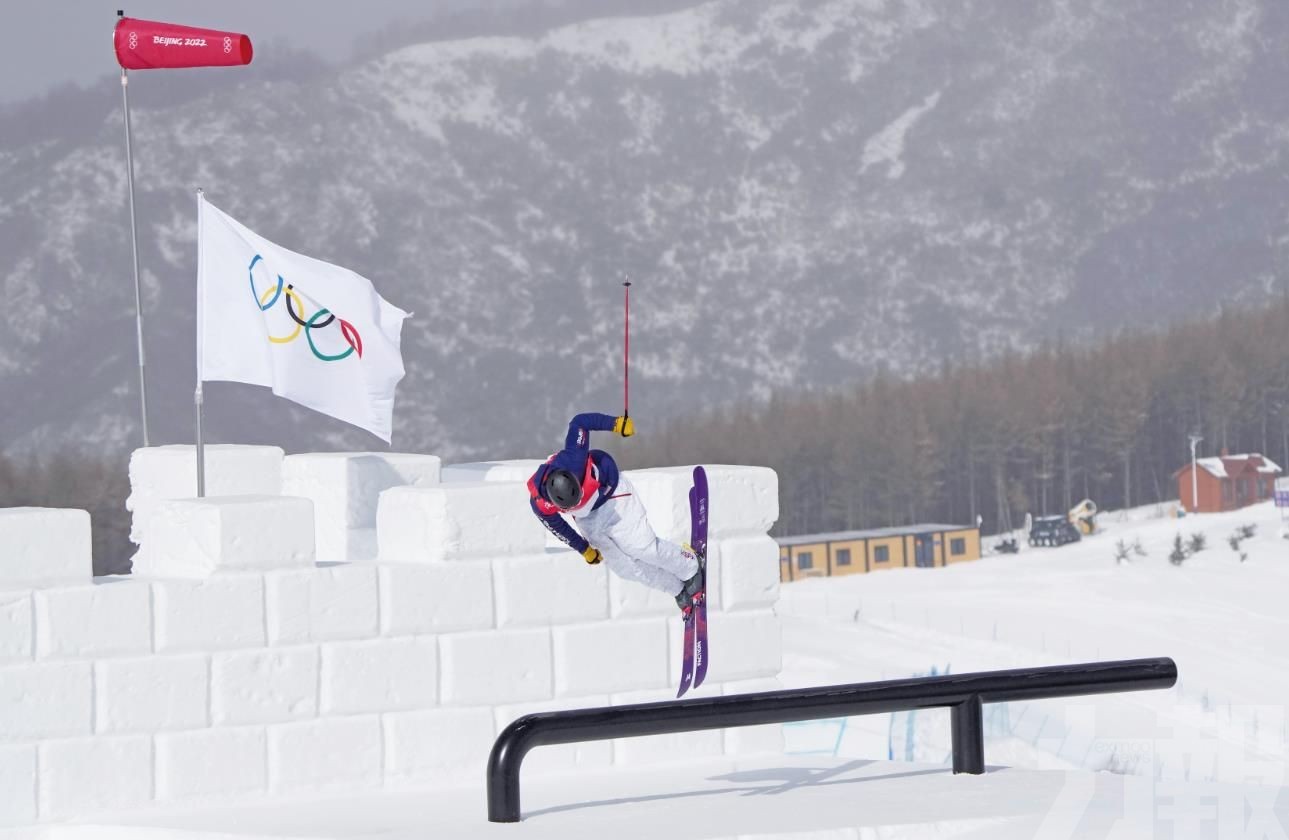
[{"left": 574, "top": 478, "right": 699, "bottom": 597}]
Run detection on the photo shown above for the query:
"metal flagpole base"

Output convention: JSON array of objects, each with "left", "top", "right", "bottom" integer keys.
[{"left": 194, "top": 384, "right": 206, "bottom": 498}]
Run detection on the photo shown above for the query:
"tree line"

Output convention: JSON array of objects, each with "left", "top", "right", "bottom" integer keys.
[
  {"left": 624, "top": 298, "right": 1289, "bottom": 538},
  {"left": 3, "top": 298, "right": 1285, "bottom": 572}
]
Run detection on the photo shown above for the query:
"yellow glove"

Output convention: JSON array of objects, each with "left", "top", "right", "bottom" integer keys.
[
  {"left": 582, "top": 546, "right": 603, "bottom": 565},
  {"left": 613, "top": 415, "right": 635, "bottom": 437}
]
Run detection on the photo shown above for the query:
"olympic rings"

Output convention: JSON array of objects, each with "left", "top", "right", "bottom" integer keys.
[
  {"left": 306, "top": 308, "right": 355, "bottom": 362},
  {"left": 248, "top": 255, "right": 282, "bottom": 310},
  {"left": 248, "top": 254, "right": 363, "bottom": 362},
  {"left": 287, "top": 292, "right": 334, "bottom": 329},
  {"left": 259, "top": 284, "right": 303, "bottom": 344}
]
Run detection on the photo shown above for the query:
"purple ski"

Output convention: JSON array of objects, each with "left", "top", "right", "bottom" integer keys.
[{"left": 676, "top": 466, "right": 709, "bottom": 698}]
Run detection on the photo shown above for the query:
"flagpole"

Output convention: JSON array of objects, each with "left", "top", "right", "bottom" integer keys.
[
  {"left": 194, "top": 188, "right": 206, "bottom": 498},
  {"left": 622, "top": 276, "right": 631, "bottom": 420},
  {"left": 119, "top": 10, "right": 150, "bottom": 447}
]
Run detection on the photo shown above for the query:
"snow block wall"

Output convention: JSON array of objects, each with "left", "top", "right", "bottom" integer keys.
[
  {"left": 127, "top": 445, "right": 285, "bottom": 576},
  {"left": 0, "top": 448, "right": 781, "bottom": 826},
  {"left": 284, "top": 452, "right": 442, "bottom": 564}
]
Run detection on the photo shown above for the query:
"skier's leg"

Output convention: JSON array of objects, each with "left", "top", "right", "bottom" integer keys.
[
  {"left": 578, "top": 489, "right": 689, "bottom": 597},
  {"left": 600, "top": 540, "right": 687, "bottom": 596},
  {"left": 602, "top": 484, "right": 699, "bottom": 582}
]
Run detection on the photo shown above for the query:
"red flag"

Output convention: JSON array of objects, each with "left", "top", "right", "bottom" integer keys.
[{"left": 114, "top": 17, "right": 252, "bottom": 70}]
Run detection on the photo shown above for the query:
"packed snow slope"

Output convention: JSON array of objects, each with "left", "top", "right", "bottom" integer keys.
[
  {"left": 778, "top": 499, "right": 1283, "bottom": 726},
  {"left": 4, "top": 0, "right": 1289, "bottom": 457},
  {"left": 7, "top": 502, "right": 1286, "bottom": 839},
  {"left": 12, "top": 757, "right": 1287, "bottom": 839}
]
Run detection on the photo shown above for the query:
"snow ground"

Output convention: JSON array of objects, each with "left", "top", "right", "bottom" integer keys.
[
  {"left": 780, "top": 500, "right": 1289, "bottom": 750},
  {"left": 8, "top": 755, "right": 1287, "bottom": 840},
  {"left": 7, "top": 502, "right": 1286, "bottom": 839}
]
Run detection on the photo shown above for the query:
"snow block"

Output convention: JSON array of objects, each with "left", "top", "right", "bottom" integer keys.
[
  {"left": 283, "top": 452, "right": 442, "bottom": 527},
  {"left": 606, "top": 534, "right": 776, "bottom": 618},
  {"left": 704, "top": 465, "right": 780, "bottom": 536},
  {"left": 0, "top": 745, "right": 36, "bottom": 827},
  {"left": 0, "top": 662, "right": 91, "bottom": 742},
  {"left": 153, "top": 575, "right": 266, "bottom": 652},
  {"left": 377, "top": 482, "right": 547, "bottom": 564},
  {"left": 128, "top": 445, "right": 284, "bottom": 509},
  {"left": 0, "top": 508, "right": 91, "bottom": 585},
  {"left": 493, "top": 552, "right": 609, "bottom": 627},
  {"left": 38, "top": 735, "right": 151, "bottom": 819},
  {"left": 212, "top": 647, "right": 319, "bottom": 725},
  {"left": 282, "top": 452, "right": 441, "bottom": 564},
  {"left": 156, "top": 726, "right": 267, "bottom": 801},
  {"left": 440, "top": 459, "right": 543, "bottom": 482},
  {"left": 0, "top": 592, "right": 32, "bottom": 664},
  {"left": 439, "top": 460, "right": 570, "bottom": 546},
  {"left": 609, "top": 571, "right": 680, "bottom": 619},
  {"left": 95, "top": 655, "right": 208, "bottom": 734},
  {"left": 320, "top": 637, "right": 437, "bottom": 714},
  {"left": 695, "top": 609, "right": 781, "bottom": 684},
  {"left": 265, "top": 565, "right": 378, "bottom": 645},
  {"left": 268, "top": 716, "right": 381, "bottom": 793},
  {"left": 127, "top": 445, "right": 283, "bottom": 563},
  {"left": 383, "top": 707, "right": 496, "bottom": 784},
  {"left": 715, "top": 534, "right": 781, "bottom": 612},
  {"left": 624, "top": 466, "right": 779, "bottom": 541},
  {"left": 609, "top": 687, "right": 724, "bottom": 764},
  {"left": 616, "top": 469, "right": 693, "bottom": 543},
  {"left": 493, "top": 694, "right": 613, "bottom": 772},
  {"left": 378, "top": 562, "right": 494, "bottom": 635},
  {"left": 140, "top": 495, "right": 315, "bottom": 579},
  {"left": 34, "top": 580, "right": 151, "bottom": 659},
  {"left": 440, "top": 628, "right": 552, "bottom": 706},
  {"left": 554, "top": 618, "right": 668, "bottom": 696},
  {"left": 322, "top": 527, "right": 377, "bottom": 567}
]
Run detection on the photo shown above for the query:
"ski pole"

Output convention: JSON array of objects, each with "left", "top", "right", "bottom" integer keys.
[{"left": 623, "top": 276, "right": 631, "bottom": 419}]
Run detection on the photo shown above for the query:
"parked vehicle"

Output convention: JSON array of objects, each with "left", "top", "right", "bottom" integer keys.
[{"left": 1029, "top": 515, "right": 1083, "bottom": 547}]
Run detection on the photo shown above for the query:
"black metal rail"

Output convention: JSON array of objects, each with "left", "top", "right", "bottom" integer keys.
[{"left": 487, "top": 656, "right": 1176, "bottom": 822}]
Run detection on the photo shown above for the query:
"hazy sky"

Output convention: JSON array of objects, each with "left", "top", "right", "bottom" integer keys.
[{"left": 0, "top": 0, "right": 523, "bottom": 105}]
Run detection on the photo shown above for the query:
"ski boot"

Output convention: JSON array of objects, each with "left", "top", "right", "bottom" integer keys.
[{"left": 675, "top": 567, "right": 705, "bottom": 613}]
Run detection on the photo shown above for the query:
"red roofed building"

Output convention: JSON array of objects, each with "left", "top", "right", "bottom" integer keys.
[{"left": 1175, "top": 452, "right": 1283, "bottom": 513}]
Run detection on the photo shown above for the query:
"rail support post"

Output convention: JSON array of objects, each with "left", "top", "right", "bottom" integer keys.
[
  {"left": 951, "top": 694, "right": 985, "bottom": 774},
  {"left": 487, "top": 721, "right": 530, "bottom": 823}
]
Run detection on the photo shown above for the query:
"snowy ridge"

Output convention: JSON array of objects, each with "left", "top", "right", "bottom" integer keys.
[
  {"left": 2, "top": 0, "right": 1288, "bottom": 458},
  {"left": 860, "top": 90, "right": 941, "bottom": 179}
]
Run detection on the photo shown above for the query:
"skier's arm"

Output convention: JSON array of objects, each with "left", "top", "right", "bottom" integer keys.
[
  {"left": 530, "top": 497, "right": 590, "bottom": 555},
  {"left": 564, "top": 412, "right": 634, "bottom": 450}
]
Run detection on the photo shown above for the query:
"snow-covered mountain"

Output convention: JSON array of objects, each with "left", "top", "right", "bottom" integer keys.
[{"left": 3, "top": 0, "right": 1288, "bottom": 459}]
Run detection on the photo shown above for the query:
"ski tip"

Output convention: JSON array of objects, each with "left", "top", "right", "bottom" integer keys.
[{"left": 676, "top": 681, "right": 690, "bottom": 699}]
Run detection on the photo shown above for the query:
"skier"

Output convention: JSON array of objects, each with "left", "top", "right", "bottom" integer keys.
[{"left": 527, "top": 412, "right": 704, "bottom": 610}]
